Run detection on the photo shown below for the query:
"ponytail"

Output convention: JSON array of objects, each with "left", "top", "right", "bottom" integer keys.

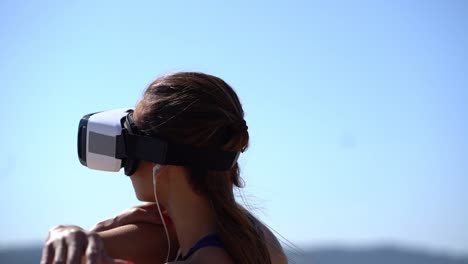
[{"left": 191, "top": 165, "right": 272, "bottom": 264}]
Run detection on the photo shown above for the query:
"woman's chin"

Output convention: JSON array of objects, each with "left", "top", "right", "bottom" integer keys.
[{"left": 134, "top": 192, "right": 155, "bottom": 202}]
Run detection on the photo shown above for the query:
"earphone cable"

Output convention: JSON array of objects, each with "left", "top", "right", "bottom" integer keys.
[{"left": 152, "top": 164, "right": 171, "bottom": 263}]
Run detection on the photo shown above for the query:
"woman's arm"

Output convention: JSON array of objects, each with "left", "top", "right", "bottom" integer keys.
[
  {"left": 94, "top": 203, "right": 179, "bottom": 263},
  {"left": 99, "top": 222, "right": 179, "bottom": 264},
  {"left": 41, "top": 203, "right": 178, "bottom": 264}
]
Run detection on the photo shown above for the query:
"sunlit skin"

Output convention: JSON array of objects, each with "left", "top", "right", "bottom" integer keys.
[
  {"left": 129, "top": 160, "right": 234, "bottom": 263},
  {"left": 130, "top": 160, "right": 161, "bottom": 202}
]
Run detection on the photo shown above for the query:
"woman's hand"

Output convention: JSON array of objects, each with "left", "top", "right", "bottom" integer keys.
[
  {"left": 41, "top": 203, "right": 172, "bottom": 264},
  {"left": 40, "top": 225, "right": 132, "bottom": 264}
]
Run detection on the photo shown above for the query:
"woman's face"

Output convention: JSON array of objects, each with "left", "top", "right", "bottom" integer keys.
[
  {"left": 130, "top": 160, "right": 155, "bottom": 201},
  {"left": 130, "top": 101, "right": 157, "bottom": 201}
]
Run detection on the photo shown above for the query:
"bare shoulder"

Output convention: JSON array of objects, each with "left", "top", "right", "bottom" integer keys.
[
  {"left": 252, "top": 217, "right": 289, "bottom": 264},
  {"left": 189, "top": 247, "right": 234, "bottom": 264}
]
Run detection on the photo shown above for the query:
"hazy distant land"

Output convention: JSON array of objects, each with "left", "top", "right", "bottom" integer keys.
[{"left": 1, "top": 244, "right": 467, "bottom": 264}]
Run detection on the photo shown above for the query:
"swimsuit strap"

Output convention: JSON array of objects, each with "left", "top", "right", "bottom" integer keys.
[
  {"left": 180, "top": 234, "right": 224, "bottom": 261},
  {"left": 176, "top": 213, "right": 261, "bottom": 261}
]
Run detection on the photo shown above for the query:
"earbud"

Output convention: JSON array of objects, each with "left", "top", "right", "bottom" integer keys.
[{"left": 152, "top": 164, "right": 162, "bottom": 182}]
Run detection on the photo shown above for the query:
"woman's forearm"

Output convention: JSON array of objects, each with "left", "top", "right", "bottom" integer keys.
[{"left": 99, "top": 223, "right": 179, "bottom": 264}]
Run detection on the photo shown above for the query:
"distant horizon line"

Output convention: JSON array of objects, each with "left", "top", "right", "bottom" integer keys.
[
  {"left": 1, "top": 239, "right": 467, "bottom": 259},
  {"left": 291, "top": 240, "right": 468, "bottom": 259}
]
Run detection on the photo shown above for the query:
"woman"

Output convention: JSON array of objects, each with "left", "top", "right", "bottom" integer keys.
[{"left": 41, "top": 72, "right": 288, "bottom": 264}]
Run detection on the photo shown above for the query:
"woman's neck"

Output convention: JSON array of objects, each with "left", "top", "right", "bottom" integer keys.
[{"left": 166, "top": 179, "right": 217, "bottom": 257}]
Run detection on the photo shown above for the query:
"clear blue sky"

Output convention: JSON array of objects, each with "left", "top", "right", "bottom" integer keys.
[{"left": 0, "top": 0, "right": 467, "bottom": 256}]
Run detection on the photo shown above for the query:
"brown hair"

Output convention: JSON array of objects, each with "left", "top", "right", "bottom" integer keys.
[{"left": 135, "top": 72, "right": 272, "bottom": 264}]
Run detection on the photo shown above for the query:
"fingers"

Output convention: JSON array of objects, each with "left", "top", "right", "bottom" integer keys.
[
  {"left": 65, "top": 249, "right": 82, "bottom": 264},
  {"left": 52, "top": 238, "right": 67, "bottom": 264},
  {"left": 91, "top": 216, "right": 118, "bottom": 232},
  {"left": 138, "top": 202, "right": 159, "bottom": 210},
  {"left": 85, "top": 233, "right": 104, "bottom": 264},
  {"left": 40, "top": 242, "right": 54, "bottom": 264},
  {"left": 41, "top": 225, "right": 96, "bottom": 264},
  {"left": 66, "top": 231, "right": 88, "bottom": 264},
  {"left": 92, "top": 205, "right": 163, "bottom": 232},
  {"left": 42, "top": 224, "right": 135, "bottom": 264},
  {"left": 119, "top": 207, "right": 153, "bottom": 224}
]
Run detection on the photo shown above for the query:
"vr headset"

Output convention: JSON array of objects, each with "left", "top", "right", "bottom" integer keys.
[{"left": 78, "top": 108, "right": 240, "bottom": 176}]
